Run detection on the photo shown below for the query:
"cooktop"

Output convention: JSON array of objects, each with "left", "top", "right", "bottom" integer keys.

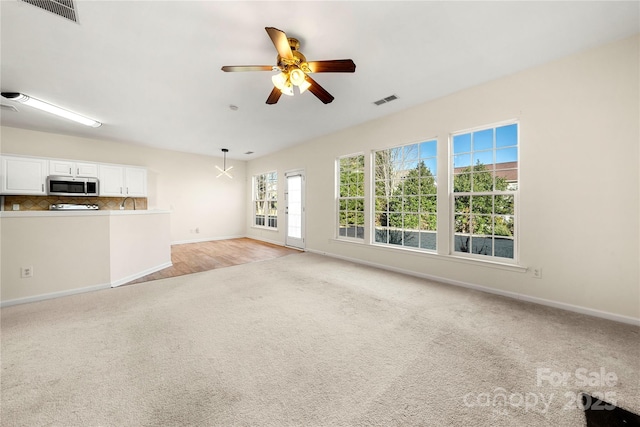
[{"left": 49, "top": 203, "right": 99, "bottom": 211}]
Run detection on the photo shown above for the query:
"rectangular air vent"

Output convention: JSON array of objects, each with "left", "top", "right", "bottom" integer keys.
[
  {"left": 373, "top": 94, "right": 399, "bottom": 105},
  {"left": 20, "top": 0, "right": 78, "bottom": 23}
]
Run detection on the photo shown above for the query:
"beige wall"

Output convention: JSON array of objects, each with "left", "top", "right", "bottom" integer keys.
[
  {"left": 0, "top": 127, "right": 247, "bottom": 243},
  {"left": 109, "top": 212, "right": 172, "bottom": 286},
  {"left": 1, "top": 215, "right": 112, "bottom": 302},
  {"left": 1, "top": 211, "right": 172, "bottom": 303},
  {"left": 246, "top": 35, "right": 640, "bottom": 321}
]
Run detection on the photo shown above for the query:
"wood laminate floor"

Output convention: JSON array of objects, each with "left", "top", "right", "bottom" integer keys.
[{"left": 125, "top": 238, "right": 302, "bottom": 286}]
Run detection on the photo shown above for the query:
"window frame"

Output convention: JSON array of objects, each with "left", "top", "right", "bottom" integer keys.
[
  {"left": 252, "top": 170, "right": 278, "bottom": 230},
  {"left": 449, "top": 120, "right": 520, "bottom": 263},
  {"left": 336, "top": 153, "right": 366, "bottom": 241},
  {"left": 371, "top": 138, "right": 439, "bottom": 252}
]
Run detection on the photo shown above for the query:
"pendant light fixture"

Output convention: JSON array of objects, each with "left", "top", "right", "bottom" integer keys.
[{"left": 216, "top": 148, "right": 233, "bottom": 178}]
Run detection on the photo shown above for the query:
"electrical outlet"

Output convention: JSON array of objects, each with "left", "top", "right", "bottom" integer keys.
[
  {"left": 195, "top": 227, "right": 200, "bottom": 234},
  {"left": 12, "top": 204, "right": 20, "bottom": 211},
  {"left": 531, "top": 267, "right": 542, "bottom": 279},
  {"left": 21, "top": 266, "right": 33, "bottom": 278}
]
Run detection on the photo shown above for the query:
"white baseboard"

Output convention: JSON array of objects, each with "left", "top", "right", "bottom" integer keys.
[
  {"left": 110, "top": 261, "right": 173, "bottom": 288},
  {"left": 171, "top": 235, "right": 245, "bottom": 245},
  {"left": 1, "top": 283, "right": 112, "bottom": 308},
  {"left": 172, "top": 235, "right": 287, "bottom": 248},
  {"left": 1, "top": 261, "right": 174, "bottom": 306},
  {"left": 244, "top": 235, "right": 287, "bottom": 247},
  {"left": 306, "top": 249, "right": 640, "bottom": 326}
]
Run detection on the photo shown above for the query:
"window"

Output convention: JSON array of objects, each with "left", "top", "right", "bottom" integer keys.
[
  {"left": 337, "top": 154, "right": 365, "bottom": 239},
  {"left": 253, "top": 171, "right": 277, "bottom": 228},
  {"left": 374, "top": 140, "right": 438, "bottom": 250},
  {"left": 452, "top": 122, "right": 518, "bottom": 259}
]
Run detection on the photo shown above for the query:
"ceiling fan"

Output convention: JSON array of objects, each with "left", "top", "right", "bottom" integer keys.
[{"left": 221, "top": 27, "right": 356, "bottom": 105}]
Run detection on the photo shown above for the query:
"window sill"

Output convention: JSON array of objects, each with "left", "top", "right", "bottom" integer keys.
[
  {"left": 251, "top": 225, "right": 278, "bottom": 232},
  {"left": 335, "top": 236, "right": 366, "bottom": 244},
  {"left": 329, "top": 238, "right": 527, "bottom": 273}
]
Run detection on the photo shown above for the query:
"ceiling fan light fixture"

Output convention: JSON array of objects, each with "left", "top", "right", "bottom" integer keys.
[
  {"left": 297, "top": 79, "right": 312, "bottom": 94},
  {"left": 271, "top": 72, "right": 288, "bottom": 90},
  {"left": 1, "top": 92, "right": 101, "bottom": 128},
  {"left": 289, "top": 68, "right": 306, "bottom": 86},
  {"left": 280, "top": 84, "right": 294, "bottom": 96}
]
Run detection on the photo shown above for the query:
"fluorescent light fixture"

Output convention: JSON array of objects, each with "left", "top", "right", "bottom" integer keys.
[{"left": 1, "top": 92, "right": 101, "bottom": 127}]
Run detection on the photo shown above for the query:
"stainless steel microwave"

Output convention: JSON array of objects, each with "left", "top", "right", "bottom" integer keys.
[{"left": 47, "top": 176, "right": 99, "bottom": 196}]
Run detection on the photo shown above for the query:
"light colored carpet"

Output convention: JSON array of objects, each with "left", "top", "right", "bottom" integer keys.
[{"left": 1, "top": 252, "right": 638, "bottom": 426}]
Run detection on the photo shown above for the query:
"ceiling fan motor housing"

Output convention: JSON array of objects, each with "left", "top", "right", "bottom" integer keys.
[
  {"left": 287, "top": 37, "right": 300, "bottom": 51},
  {"left": 277, "top": 49, "right": 309, "bottom": 73}
]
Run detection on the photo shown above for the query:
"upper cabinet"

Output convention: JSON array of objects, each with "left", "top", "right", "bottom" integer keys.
[
  {"left": 98, "top": 165, "right": 124, "bottom": 196},
  {"left": 0, "top": 154, "right": 147, "bottom": 197},
  {"left": 49, "top": 160, "right": 98, "bottom": 178},
  {"left": 1, "top": 156, "right": 48, "bottom": 195},
  {"left": 125, "top": 167, "right": 147, "bottom": 197},
  {"left": 99, "top": 165, "right": 147, "bottom": 197}
]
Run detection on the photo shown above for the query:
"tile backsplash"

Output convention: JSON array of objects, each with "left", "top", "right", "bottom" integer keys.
[{"left": 3, "top": 195, "right": 147, "bottom": 211}]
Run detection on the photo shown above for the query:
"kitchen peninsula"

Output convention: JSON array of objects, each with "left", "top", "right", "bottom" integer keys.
[{"left": 0, "top": 209, "right": 171, "bottom": 306}]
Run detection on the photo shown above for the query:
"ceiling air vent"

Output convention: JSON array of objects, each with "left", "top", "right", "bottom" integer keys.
[
  {"left": 20, "top": 0, "right": 78, "bottom": 23},
  {"left": 373, "top": 94, "right": 399, "bottom": 106}
]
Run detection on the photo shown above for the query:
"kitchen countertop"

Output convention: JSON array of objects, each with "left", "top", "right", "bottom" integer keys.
[{"left": 0, "top": 209, "right": 171, "bottom": 218}]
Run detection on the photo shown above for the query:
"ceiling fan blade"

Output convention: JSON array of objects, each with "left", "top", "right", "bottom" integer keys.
[
  {"left": 266, "top": 87, "right": 282, "bottom": 105},
  {"left": 305, "top": 75, "right": 334, "bottom": 104},
  {"left": 306, "top": 60, "right": 356, "bottom": 73},
  {"left": 221, "top": 65, "right": 274, "bottom": 72},
  {"left": 265, "top": 27, "right": 293, "bottom": 60}
]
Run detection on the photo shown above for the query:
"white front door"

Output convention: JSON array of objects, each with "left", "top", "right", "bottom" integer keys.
[{"left": 285, "top": 171, "right": 305, "bottom": 249}]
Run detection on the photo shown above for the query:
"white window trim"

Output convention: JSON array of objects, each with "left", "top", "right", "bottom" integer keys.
[
  {"left": 370, "top": 137, "right": 439, "bottom": 253},
  {"left": 252, "top": 170, "right": 278, "bottom": 231},
  {"left": 449, "top": 120, "right": 520, "bottom": 264},
  {"left": 336, "top": 153, "right": 366, "bottom": 241}
]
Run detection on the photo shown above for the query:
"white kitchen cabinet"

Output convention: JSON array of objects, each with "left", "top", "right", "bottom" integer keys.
[
  {"left": 49, "top": 160, "right": 98, "bottom": 177},
  {"left": 99, "top": 165, "right": 147, "bottom": 197},
  {"left": 99, "top": 165, "right": 125, "bottom": 196},
  {"left": 124, "top": 167, "right": 147, "bottom": 197},
  {"left": 1, "top": 155, "right": 48, "bottom": 195}
]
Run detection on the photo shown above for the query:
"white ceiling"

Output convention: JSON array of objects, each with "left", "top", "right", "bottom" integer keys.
[{"left": 1, "top": 1, "right": 638, "bottom": 160}]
